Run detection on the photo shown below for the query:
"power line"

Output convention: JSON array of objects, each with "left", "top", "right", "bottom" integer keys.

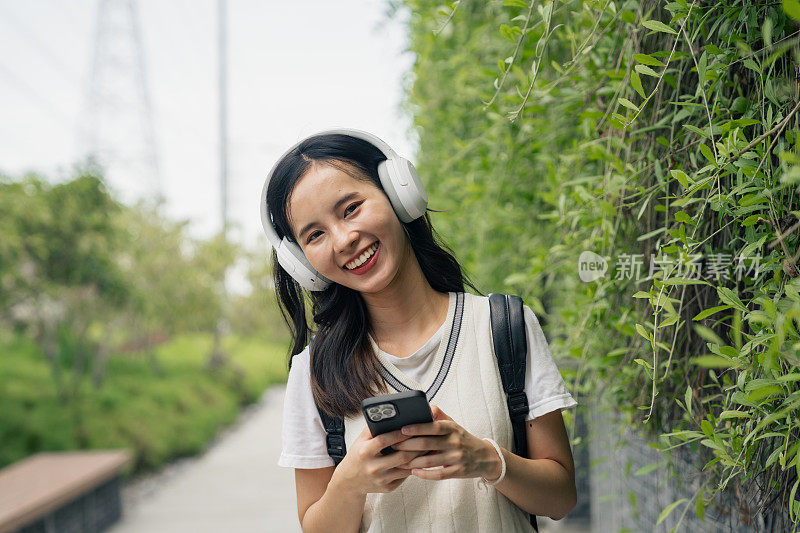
[
  {"left": 0, "top": 61, "right": 74, "bottom": 130},
  {"left": 0, "top": 4, "right": 84, "bottom": 87}
]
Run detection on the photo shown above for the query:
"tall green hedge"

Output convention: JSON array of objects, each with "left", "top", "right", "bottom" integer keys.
[{"left": 397, "top": 0, "right": 800, "bottom": 527}]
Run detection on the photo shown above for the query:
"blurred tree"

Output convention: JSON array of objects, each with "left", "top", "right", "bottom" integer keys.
[
  {"left": 0, "top": 168, "right": 129, "bottom": 400},
  {"left": 227, "top": 245, "right": 290, "bottom": 344}
]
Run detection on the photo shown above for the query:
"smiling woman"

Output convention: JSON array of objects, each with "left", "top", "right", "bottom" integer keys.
[{"left": 259, "top": 129, "right": 578, "bottom": 532}]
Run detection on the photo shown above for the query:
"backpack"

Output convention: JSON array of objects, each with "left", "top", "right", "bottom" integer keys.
[{"left": 314, "top": 293, "right": 539, "bottom": 532}]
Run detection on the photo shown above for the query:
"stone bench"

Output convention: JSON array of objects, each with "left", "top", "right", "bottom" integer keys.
[{"left": 0, "top": 450, "right": 131, "bottom": 533}]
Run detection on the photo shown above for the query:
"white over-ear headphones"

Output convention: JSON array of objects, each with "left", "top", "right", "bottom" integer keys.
[{"left": 259, "top": 128, "right": 428, "bottom": 291}]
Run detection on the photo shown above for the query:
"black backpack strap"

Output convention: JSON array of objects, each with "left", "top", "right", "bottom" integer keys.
[
  {"left": 316, "top": 404, "right": 346, "bottom": 466},
  {"left": 310, "top": 334, "right": 347, "bottom": 466},
  {"left": 489, "top": 293, "right": 539, "bottom": 532}
]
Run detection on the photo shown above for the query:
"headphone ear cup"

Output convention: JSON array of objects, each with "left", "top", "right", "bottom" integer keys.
[
  {"left": 395, "top": 157, "right": 428, "bottom": 216},
  {"left": 377, "top": 157, "right": 428, "bottom": 223},
  {"left": 276, "top": 239, "right": 331, "bottom": 291}
]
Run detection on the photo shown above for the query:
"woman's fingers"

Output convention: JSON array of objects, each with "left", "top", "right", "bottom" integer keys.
[
  {"left": 379, "top": 449, "right": 425, "bottom": 469},
  {"left": 401, "top": 420, "right": 451, "bottom": 437},
  {"left": 430, "top": 405, "right": 453, "bottom": 421},
  {"left": 382, "top": 474, "right": 409, "bottom": 492},
  {"left": 402, "top": 451, "right": 450, "bottom": 470},
  {"left": 393, "top": 436, "right": 449, "bottom": 452},
  {"left": 354, "top": 425, "right": 373, "bottom": 442},
  {"left": 385, "top": 465, "right": 414, "bottom": 481},
  {"left": 411, "top": 464, "right": 463, "bottom": 480},
  {"left": 367, "top": 429, "right": 409, "bottom": 455}
]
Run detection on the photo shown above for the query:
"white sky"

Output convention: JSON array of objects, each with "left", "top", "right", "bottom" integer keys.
[{"left": 0, "top": 0, "right": 417, "bottom": 261}]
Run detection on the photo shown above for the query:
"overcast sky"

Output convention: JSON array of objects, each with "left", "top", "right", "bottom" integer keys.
[{"left": 0, "top": 0, "right": 417, "bottom": 259}]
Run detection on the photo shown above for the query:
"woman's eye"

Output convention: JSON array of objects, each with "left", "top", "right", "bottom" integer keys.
[
  {"left": 345, "top": 201, "right": 362, "bottom": 216},
  {"left": 306, "top": 202, "right": 361, "bottom": 243}
]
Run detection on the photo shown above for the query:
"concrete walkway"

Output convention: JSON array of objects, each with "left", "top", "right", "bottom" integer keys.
[
  {"left": 110, "top": 385, "right": 300, "bottom": 533},
  {"left": 110, "top": 384, "right": 590, "bottom": 533}
]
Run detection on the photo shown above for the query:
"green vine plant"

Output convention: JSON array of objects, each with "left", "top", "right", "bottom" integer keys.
[{"left": 399, "top": 0, "right": 800, "bottom": 528}]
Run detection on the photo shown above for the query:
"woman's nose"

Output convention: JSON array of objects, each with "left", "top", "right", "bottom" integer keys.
[{"left": 332, "top": 225, "right": 358, "bottom": 254}]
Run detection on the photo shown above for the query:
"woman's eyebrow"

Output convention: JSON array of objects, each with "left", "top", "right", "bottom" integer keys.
[{"left": 297, "top": 191, "right": 360, "bottom": 239}]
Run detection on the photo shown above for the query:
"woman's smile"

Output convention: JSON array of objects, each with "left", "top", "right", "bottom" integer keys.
[{"left": 343, "top": 241, "right": 380, "bottom": 274}]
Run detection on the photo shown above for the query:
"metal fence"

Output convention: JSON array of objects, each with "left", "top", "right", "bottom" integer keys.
[{"left": 586, "top": 400, "right": 790, "bottom": 532}]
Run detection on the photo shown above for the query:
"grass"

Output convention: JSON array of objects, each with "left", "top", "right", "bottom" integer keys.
[{"left": 0, "top": 331, "right": 289, "bottom": 478}]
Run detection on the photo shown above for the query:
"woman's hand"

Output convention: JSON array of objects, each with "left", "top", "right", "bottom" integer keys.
[
  {"left": 330, "top": 425, "right": 427, "bottom": 496},
  {"left": 392, "top": 405, "right": 502, "bottom": 481}
]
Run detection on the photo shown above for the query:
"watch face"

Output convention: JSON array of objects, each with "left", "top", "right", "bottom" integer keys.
[{"left": 366, "top": 403, "right": 397, "bottom": 422}]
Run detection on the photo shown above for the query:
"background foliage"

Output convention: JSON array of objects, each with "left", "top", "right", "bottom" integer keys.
[
  {"left": 396, "top": 0, "right": 800, "bottom": 527},
  {"left": 0, "top": 168, "right": 288, "bottom": 474}
]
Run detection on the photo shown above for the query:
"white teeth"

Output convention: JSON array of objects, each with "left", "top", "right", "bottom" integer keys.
[{"left": 345, "top": 243, "right": 378, "bottom": 270}]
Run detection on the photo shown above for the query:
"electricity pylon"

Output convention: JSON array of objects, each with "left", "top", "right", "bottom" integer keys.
[{"left": 80, "top": 0, "right": 160, "bottom": 204}]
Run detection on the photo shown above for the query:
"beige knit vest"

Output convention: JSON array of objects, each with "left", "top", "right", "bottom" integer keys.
[{"left": 342, "top": 291, "right": 536, "bottom": 532}]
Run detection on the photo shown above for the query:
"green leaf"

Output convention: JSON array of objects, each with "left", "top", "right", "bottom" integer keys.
[
  {"left": 717, "top": 286, "right": 748, "bottom": 313},
  {"left": 657, "top": 499, "right": 689, "bottom": 525},
  {"left": 699, "top": 143, "right": 716, "bottom": 165},
  {"left": 671, "top": 170, "right": 690, "bottom": 188},
  {"left": 696, "top": 488, "right": 705, "bottom": 521},
  {"left": 683, "top": 124, "right": 709, "bottom": 138},
  {"left": 684, "top": 385, "right": 693, "bottom": 416},
  {"left": 635, "top": 460, "right": 667, "bottom": 476},
  {"left": 697, "top": 51, "right": 707, "bottom": 86},
  {"left": 633, "top": 53, "right": 665, "bottom": 67},
  {"left": 635, "top": 64, "right": 659, "bottom": 77},
  {"left": 700, "top": 438, "right": 723, "bottom": 452},
  {"left": 636, "top": 323, "right": 652, "bottom": 341},
  {"left": 642, "top": 19, "right": 678, "bottom": 35},
  {"left": 499, "top": 24, "right": 520, "bottom": 42},
  {"left": 743, "top": 58, "right": 761, "bottom": 76},
  {"left": 693, "top": 305, "right": 732, "bottom": 321},
  {"left": 731, "top": 96, "right": 749, "bottom": 114},
  {"left": 766, "top": 446, "right": 783, "bottom": 468},
  {"left": 693, "top": 324, "right": 725, "bottom": 345},
  {"left": 789, "top": 479, "right": 799, "bottom": 521},
  {"left": 618, "top": 97, "right": 639, "bottom": 111},
  {"left": 630, "top": 71, "right": 646, "bottom": 98},
  {"left": 747, "top": 384, "right": 783, "bottom": 402},
  {"left": 719, "top": 410, "right": 750, "bottom": 419},
  {"left": 691, "top": 354, "right": 739, "bottom": 368},
  {"left": 718, "top": 345, "right": 739, "bottom": 358},
  {"left": 742, "top": 214, "right": 763, "bottom": 226},
  {"left": 783, "top": 0, "right": 800, "bottom": 21},
  {"left": 637, "top": 226, "right": 667, "bottom": 241},
  {"left": 502, "top": 0, "right": 529, "bottom": 7},
  {"left": 660, "top": 277, "right": 710, "bottom": 286}
]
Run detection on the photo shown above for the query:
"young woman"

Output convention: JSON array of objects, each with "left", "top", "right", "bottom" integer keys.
[{"left": 262, "top": 129, "right": 578, "bottom": 532}]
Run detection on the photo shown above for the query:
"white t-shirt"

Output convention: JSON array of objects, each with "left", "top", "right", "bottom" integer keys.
[{"left": 278, "top": 294, "right": 577, "bottom": 469}]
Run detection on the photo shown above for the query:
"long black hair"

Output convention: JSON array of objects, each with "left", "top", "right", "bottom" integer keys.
[{"left": 266, "top": 133, "right": 483, "bottom": 417}]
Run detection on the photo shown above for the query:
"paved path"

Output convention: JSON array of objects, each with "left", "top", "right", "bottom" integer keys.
[
  {"left": 110, "top": 384, "right": 590, "bottom": 533},
  {"left": 110, "top": 385, "right": 300, "bottom": 533}
]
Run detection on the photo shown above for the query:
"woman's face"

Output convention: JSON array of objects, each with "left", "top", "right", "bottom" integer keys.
[{"left": 287, "top": 161, "right": 411, "bottom": 294}]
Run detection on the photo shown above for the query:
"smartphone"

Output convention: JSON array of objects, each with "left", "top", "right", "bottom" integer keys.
[{"left": 361, "top": 389, "right": 434, "bottom": 455}]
